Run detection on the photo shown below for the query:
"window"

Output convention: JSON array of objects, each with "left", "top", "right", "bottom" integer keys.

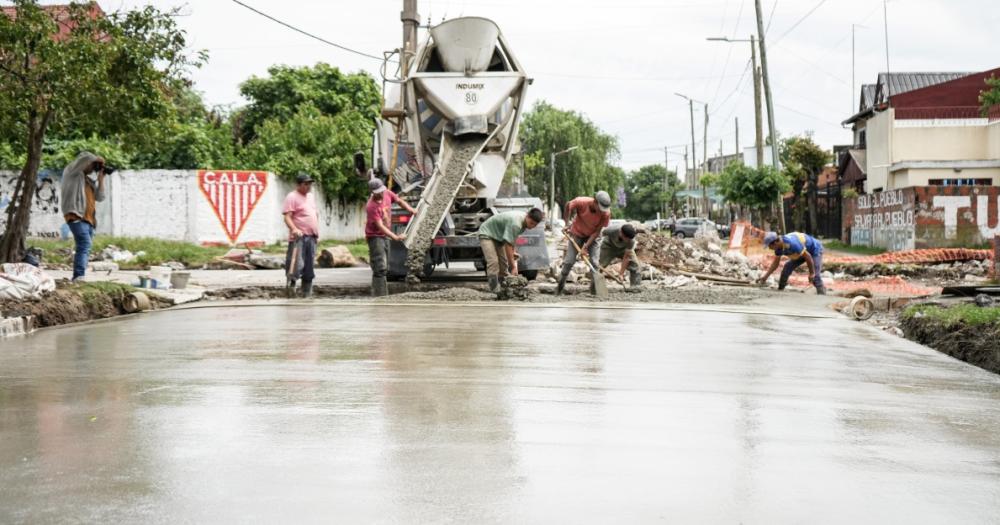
[
  {"left": 857, "top": 129, "right": 867, "bottom": 147},
  {"left": 928, "top": 178, "right": 992, "bottom": 186}
]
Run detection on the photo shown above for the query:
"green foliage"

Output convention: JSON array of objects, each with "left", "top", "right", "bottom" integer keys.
[
  {"left": 41, "top": 136, "right": 132, "bottom": 170},
  {"left": 622, "top": 164, "right": 682, "bottom": 220},
  {"left": 519, "top": 101, "right": 623, "bottom": 210},
  {"left": 902, "top": 304, "right": 1000, "bottom": 327},
  {"left": 979, "top": 75, "right": 1000, "bottom": 116},
  {"left": 235, "top": 64, "right": 380, "bottom": 201},
  {"left": 241, "top": 104, "right": 372, "bottom": 202},
  {"left": 716, "top": 162, "right": 790, "bottom": 211},
  {"left": 0, "top": 142, "right": 25, "bottom": 170},
  {"left": 237, "top": 63, "right": 381, "bottom": 145}
]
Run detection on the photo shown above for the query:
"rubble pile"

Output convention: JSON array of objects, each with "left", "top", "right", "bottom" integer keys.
[{"left": 633, "top": 234, "right": 761, "bottom": 282}]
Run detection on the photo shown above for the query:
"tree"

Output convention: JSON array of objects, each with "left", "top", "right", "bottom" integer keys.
[
  {"left": 236, "top": 63, "right": 380, "bottom": 145},
  {"left": 518, "top": 101, "right": 622, "bottom": 214},
  {"left": 779, "top": 135, "right": 830, "bottom": 233},
  {"left": 240, "top": 103, "right": 373, "bottom": 203},
  {"left": 980, "top": 75, "right": 1000, "bottom": 116},
  {"left": 235, "top": 64, "right": 380, "bottom": 201},
  {"left": 716, "top": 163, "right": 790, "bottom": 225},
  {"left": 0, "top": 1, "right": 200, "bottom": 262},
  {"left": 622, "top": 164, "right": 682, "bottom": 220}
]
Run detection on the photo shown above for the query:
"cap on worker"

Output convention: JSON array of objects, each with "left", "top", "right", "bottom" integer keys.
[
  {"left": 295, "top": 173, "right": 314, "bottom": 184},
  {"left": 763, "top": 231, "right": 779, "bottom": 247},
  {"left": 594, "top": 190, "right": 612, "bottom": 211},
  {"left": 368, "top": 177, "right": 386, "bottom": 194}
]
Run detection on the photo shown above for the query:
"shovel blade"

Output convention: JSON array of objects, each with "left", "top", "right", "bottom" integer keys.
[{"left": 592, "top": 271, "right": 609, "bottom": 298}]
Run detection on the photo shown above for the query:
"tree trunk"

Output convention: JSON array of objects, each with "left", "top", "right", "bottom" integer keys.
[{"left": 0, "top": 114, "right": 49, "bottom": 263}]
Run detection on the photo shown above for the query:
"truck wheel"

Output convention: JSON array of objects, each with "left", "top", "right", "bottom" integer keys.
[
  {"left": 674, "top": 231, "right": 686, "bottom": 239},
  {"left": 521, "top": 270, "right": 538, "bottom": 281}
]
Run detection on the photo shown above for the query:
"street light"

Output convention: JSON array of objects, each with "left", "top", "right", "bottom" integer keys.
[
  {"left": 548, "top": 145, "right": 579, "bottom": 229},
  {"left": 676, "top": 92, "right": 709, "bottom": 218}
]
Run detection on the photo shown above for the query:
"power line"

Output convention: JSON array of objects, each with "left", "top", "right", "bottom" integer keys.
[
  {"left": 230, "top": 0, "right": 386, "bottom": 62},
  {"left": 771, "top": 0, "right": 828, "bottom": 46}
]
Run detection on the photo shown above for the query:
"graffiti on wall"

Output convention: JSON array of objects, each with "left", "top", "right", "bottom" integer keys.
[
  {"left": 197, "top": 170, "right": 268, "bottom": 244},
  {"left": 0, "top": 171, "right": 65, "bottom": 238},
  {"left": 844, "top": 186, "right": 1000, "bottom": 249},
  {"left": 849, "top": 189, "right": 916, "bottom": 250}
]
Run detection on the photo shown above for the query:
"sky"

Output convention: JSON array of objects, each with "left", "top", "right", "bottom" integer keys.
[{"left": 83, "top": 0, "right": 1000, "bottom": 175}]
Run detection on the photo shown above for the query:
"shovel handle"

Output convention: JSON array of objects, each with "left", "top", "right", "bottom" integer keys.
[{"left": 565, "top": 234, "right": 598, "bottom": 274}]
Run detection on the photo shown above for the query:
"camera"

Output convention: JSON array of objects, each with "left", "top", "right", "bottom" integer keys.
[{"left": 95, "top": 162, "right": 117, "bottom": 175}]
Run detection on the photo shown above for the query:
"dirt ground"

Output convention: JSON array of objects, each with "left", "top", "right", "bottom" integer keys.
[
  {"left": 900, "top": 307, "right": 1000, "bottom": 375},
  {"left": 0, "top": 282, "right": 167, "bottom": 329}
]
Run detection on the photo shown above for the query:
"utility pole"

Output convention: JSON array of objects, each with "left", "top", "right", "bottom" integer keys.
[
  {"left": 702, "top": 103, "right": 709, "bottom": 218},
  {"left": 401, "top": 0, "right": 419, "bottom": 74},
  {"left": 684, "top": 147, "right": 689, "bottom": 216},
  {"left": 663, "top": 146, "right": 670, "bottom": 217},
  {"left": 852, "top": 24, "right": 856, "bottom": 113},
  {"left": 754, "top": 0, "right": 785, "bottom": 231},
  {"left": 751, "top": 35, "right": 764, "bottom": 168},
  {"left": 735, "top": 117, "right": 739, "bottom": 158},
  {"left": 687, "top": 100, "right": 696, "bottom": 189}
]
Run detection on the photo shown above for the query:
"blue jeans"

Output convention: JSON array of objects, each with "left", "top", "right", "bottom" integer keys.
[
  {"left": 779, "top": 250, "right": 824, "bottom": 290},
  {"left": 68, "top": 220, "right": 94, "bottom": 279}
]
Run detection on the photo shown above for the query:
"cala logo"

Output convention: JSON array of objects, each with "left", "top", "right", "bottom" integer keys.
[{"left": 197, "top": 171, "right": 268, "bottom": 244}]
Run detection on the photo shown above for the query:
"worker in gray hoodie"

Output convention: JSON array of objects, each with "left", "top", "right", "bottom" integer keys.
[{"left": 60, "top": 151, "right": 107, "bottom": 282}]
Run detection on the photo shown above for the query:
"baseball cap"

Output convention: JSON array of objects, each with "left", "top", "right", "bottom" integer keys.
[
  {"left": 763, "top": 231, "right": 779, "bottom": 247},
  {"left": 368, "top": 177, "right": 386, "bottom": 194},
  {"left": 594, "top": 190, "right": 612, "bottom": 211},
  {"left": 295, "top": 173, "right": 314, "bottom": 184}
]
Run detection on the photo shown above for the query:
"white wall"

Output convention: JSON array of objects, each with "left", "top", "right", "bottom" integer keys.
[
  {"left": 0, "top": 170, "right": 365, "bottom": 244},
  {"left": 865, "top": 110, "right": 892, "bottom": 191}
]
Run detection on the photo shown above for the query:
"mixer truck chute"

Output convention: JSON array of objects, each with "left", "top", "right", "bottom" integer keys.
[{"left": 374, "top": 16, "right": 548, "bottom": 281}]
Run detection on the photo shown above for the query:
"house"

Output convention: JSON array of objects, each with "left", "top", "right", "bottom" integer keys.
[
  {"left": 842, "top": 68, "right": 1000, "bottom": 192},
  {"left": 705, "top": 152, "right": 742, "bottom": 174}
]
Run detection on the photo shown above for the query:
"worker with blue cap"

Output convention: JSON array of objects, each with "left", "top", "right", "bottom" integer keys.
[{"left": 757, "top": 231, "right": 826, "bottom": 294}]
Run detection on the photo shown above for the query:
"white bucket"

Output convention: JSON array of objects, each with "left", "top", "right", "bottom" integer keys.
[{"left": 149, "top": 266, "right": 172, "bottom": 289}]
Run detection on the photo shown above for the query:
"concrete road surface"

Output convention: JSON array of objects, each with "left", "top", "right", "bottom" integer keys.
[{"left": 2, "top": 303, "right": 999, "bottom": 523}]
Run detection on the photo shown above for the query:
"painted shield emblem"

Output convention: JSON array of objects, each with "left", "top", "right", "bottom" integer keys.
[{"left": 197, "top": 171, "right": 268, "bottom": 244}]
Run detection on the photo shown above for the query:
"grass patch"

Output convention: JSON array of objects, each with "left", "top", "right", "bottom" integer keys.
[
  {"left": 822, "top": 239, "right": 887, "bottom": 256},
  {"left": 73, "top": 281, "right": 135, "bottom": 308},
  {"left": 29, "top": 236, "right": 229, "bottom": 269},
  {"left": 259, "top": 239, "right": 369, "bottom": 260},
  {"left": 902, "top": 303, "right": 1000, "bottom": 327},
  {"left": 30, "top": 235, "right": 369, "bottom": 269}
]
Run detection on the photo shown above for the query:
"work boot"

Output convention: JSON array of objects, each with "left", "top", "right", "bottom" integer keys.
[
  {"left": 556, "top": 275, "right": 567, "bottom": 296},
  {"left": 626, "top": 271, "right": 642, "bottom": 293},
  {"left": 488, "top": 275, "right": 499, "bottom": 292},
  {"left": 371, "top": 277, "right": 388, "bottom": 297},
  {"left": 301, "top": 279, "right": 313, "bottom": 298},
  {"left": 286, "top": 279, "right": 297, "bottom": 299},
  {"left": 816, "top": 285, "right": 827, "bottom": 296}
]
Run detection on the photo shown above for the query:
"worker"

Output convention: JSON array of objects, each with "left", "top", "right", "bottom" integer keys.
[
  {"left": 556, "top": 190, "right": 612, "bottom": 295},
  {"left": 366, "top": 178, "right": 407, "bottom": 297},
  {"left": 376, "top": 177, "right": 417, "bottom": 226},
  {"left": 758, "top": 231, "right": 827, "bottom": 295},
  {"left": 599, "top": 223, "right": 641, "bottom": 291},
  {"left": 283, "top": 173, "right": 319, "bottom": 298},
  {"left": 478, "top": 208, "right": 545, "bottom": 292}
]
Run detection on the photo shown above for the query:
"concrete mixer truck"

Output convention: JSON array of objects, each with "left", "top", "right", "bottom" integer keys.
[{"left": 372, "top": 9, "right": 548, "bottom": 281}]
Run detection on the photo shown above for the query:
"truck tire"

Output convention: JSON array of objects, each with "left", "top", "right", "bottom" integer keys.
[{"left": 521, "top": 270, "right": 538, "bottom": 281}]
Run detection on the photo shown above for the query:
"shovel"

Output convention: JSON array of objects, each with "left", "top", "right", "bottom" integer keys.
[{"left": 566, "top": 235, "right": 609, "bottom": 299}]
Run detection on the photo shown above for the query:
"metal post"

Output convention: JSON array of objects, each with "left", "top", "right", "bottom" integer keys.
[
  {"left": 755, "top": 0, "right": 785, "bottom": 232},
  {"left": 663, "top": 146, "right": 670, "bottom": 217},
  {"left": 548, "top": 151, "right": 556, "bottom": 227}
]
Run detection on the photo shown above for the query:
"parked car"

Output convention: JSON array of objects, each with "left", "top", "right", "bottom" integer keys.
[
  {"left": 643, "top": 218, "right": 677, "bottom": 233},
  {"left": 672, "top": 217, "right": 729, "bottom": 239}
]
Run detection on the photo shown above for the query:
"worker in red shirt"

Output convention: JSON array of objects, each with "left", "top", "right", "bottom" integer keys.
[{"left": 556, "top": 190, "right": 612, "bottom": 295}]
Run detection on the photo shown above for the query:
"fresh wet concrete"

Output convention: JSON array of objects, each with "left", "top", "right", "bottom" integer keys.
[{"left": 2, "top": 304, "right": 999, "bottom": 522}]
